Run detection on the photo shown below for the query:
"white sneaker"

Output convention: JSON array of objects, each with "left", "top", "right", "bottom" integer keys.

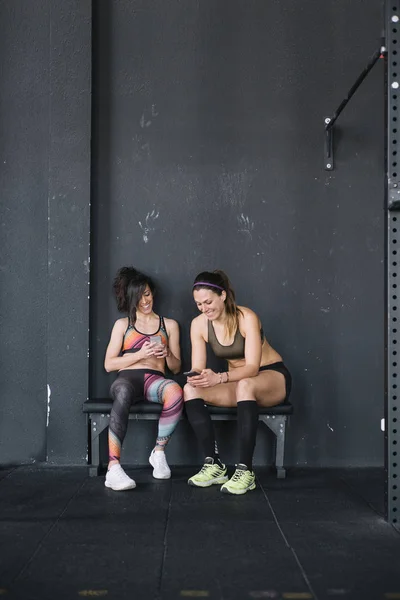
[
  {"left": 105, "top": 464, "right": 136, "bottom": 491},
  {"left": 149, "top": 449, "right": 171, "bottom": 479}
]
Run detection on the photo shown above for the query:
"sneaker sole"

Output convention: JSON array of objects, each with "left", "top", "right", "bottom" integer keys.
[
  {"left": 149, "top": 455, "right": 171, "bottom": 480},
  {"left": 188, "top": 475, "right": 229, "bottom": 488},
  {"left": 220, "top": 482, "right": 256, "bottom": 495},
  {"left": 104, "top": 480, "right": 136, "bottom": 491}
]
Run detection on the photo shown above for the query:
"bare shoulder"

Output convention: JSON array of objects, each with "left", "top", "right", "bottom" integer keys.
[
  {"left": 163, "top": 317, "right": 179, "bottom": 332},
  {"left": 238, "top": 306, "right": 260, "bottom": 323},
  {"left": 191, "top": 313, "right": 207, "bottom": 336},
  {"left": 238, "top": 306, "right": 261, "bottom": 334},
  {"left": 114, "top": 317, "right": 129, "bottom": 331},
  {"left": 109, "top": 317, "right": 129, "bottom": 340}
]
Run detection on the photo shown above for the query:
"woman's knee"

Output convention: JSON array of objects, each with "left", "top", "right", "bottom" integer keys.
[
  {"left": 110, "top": 378, "right": 134, "bottom": 403},
  {"left": 183, "top": 382, "right": 202, "bottom": 401},
  {"left": 163, "top": 380, "right": 184, "bottom": 401},
  {"left": 236, "top": 377, "right": 256, "bottom": 400}
]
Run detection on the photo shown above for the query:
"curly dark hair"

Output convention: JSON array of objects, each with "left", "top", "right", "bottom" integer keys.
[{"left": 113, "top": 266, "right": 155, "bottom": 324}]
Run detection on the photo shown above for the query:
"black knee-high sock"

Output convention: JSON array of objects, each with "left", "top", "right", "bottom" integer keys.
[
  {"left": 237, "top": 400, "right": 259, "bottom": 471},
  {"left": 185, "top": 398, "right": 221, "bottom": 464}
]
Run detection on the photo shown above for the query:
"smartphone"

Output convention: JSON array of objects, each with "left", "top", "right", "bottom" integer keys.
[
  {"left": 183, "top": 370, "right": 201, "bottom": 377},
  {"left": 149, "top": 335, "right": 162, "bottom": 345}
]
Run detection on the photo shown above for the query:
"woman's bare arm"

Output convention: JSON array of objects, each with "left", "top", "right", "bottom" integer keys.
[
  {"left": 104, "top": 319, "right": 153, "bottom": 373},
  {"left": 164, "top": 318, "right": 181, "bottom": 374},
  {"left": 189, "top": 310, "right": 261, "bottom": 387},
  {"left": 223, "top": 309, "right": 261, "bottom": 381}
]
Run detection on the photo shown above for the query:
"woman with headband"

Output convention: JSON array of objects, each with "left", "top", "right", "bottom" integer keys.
[
  {"left": 103, "top": 267, "right": 183, "bottom": 491},
  {"left": 184, "top": 270, "right": 291, "bottom": 495}
]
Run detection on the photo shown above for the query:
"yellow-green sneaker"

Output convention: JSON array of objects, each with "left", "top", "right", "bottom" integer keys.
[
  {"left": 188, "top": 458, "right": 228, "bottom": 487},
  {"left": 220, "top": 464, "right": 256, "bottom": 495}
]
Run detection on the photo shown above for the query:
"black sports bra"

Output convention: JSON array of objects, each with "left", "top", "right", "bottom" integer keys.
[{"left": 207, "top": 321, "right": 264, "bottom": 360}]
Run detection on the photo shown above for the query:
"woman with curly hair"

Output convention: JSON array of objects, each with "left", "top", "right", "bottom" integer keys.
[
  {"left": 184, "top": 270, "right": 291, "bottom": 495},
  {"left": 104, "top": 267, "right": 183, "bottom": 491}
]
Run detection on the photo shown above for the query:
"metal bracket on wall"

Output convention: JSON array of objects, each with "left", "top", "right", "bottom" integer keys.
[
  {"left": 324, "top": 45, "right": 386, "bottom": 171},
  {"left": 324, "top": 117, "right": 334, "bottom": 170},
  {"left": 386, "top": 0, "right": 400, "bottom": 532}
]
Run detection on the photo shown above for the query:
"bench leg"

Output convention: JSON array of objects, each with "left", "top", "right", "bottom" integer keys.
[
  {"left": 89, "top": 414, "right": 109, "bottom": 477},
  {"left": 259, "top": 415, "right": 287, "bottom": 479}
]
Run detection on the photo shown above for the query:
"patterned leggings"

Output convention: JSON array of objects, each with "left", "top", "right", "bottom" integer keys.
[{"left": 109, "top": 369, "right": 183, "bottom": 462}]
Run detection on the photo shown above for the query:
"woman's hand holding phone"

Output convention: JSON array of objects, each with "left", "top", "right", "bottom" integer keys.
[
  {"left": 149, "top": 335, "right": 168, "bottom": 358},
  {"left": 183, "top": 370, "right": 201, "bottom": 378},
  {"left": 185, "top": 369, "right": 219, "bottom": 387},
  {"left": 140, "top": 341, "right": 156, "bottom": 358},
  {"left": 184, "top": 370, "right": 205, "bottom": 387}
]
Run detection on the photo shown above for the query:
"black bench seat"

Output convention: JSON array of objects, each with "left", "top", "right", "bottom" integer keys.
[{"left": 83, "top": 399, "right": 293, "bottom": 479}]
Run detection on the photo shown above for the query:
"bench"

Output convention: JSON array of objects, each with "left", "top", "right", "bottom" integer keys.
[{"left": 83, "top": 400, "right": 293, "bottom": 479}]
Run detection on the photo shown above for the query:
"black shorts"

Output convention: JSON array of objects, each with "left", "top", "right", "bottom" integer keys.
[{"left": 259, "top": 361, "right": 292, "bottom": 401}]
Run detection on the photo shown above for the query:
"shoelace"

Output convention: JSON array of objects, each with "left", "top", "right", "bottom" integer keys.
[
  {"left": 154, "top": 452, "right": 166, "bottom": 463},
  {"left": 114, "top": 468, "right": 130, "bottom": 481},
  {"left": 154, "top": 455, "right": 169, "bottom": 471},
  {"left": 199, "top": 462, "right": 216, "bottom": 474},
  {"left": 231, "top": 468, "right": 247, "bottom": 482}
]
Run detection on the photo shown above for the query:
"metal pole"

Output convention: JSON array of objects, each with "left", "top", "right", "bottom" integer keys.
[{"left": 386, "top": 0, "right": 400, "bottom": 532}]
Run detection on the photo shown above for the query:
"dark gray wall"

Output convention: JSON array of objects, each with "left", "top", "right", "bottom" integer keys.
[
  {"left": 91, "top": 0, "right": 385, "bottom": 467},
  {"left": 0, "top": 1, "right": 50, "bottom": 463},
  {"left": 0, "top": 1, "right": 91, "bottom": 465},
  {"left": 46, "top": 1, "right": 92, "bottom": 465},
  {"left": 0, "top": 0, "right": 385, "bottom": 469}
]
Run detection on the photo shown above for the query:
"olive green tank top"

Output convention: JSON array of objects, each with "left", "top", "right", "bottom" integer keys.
[{"left": 207, "top": 320, "right": 264, "bottom": 360}]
